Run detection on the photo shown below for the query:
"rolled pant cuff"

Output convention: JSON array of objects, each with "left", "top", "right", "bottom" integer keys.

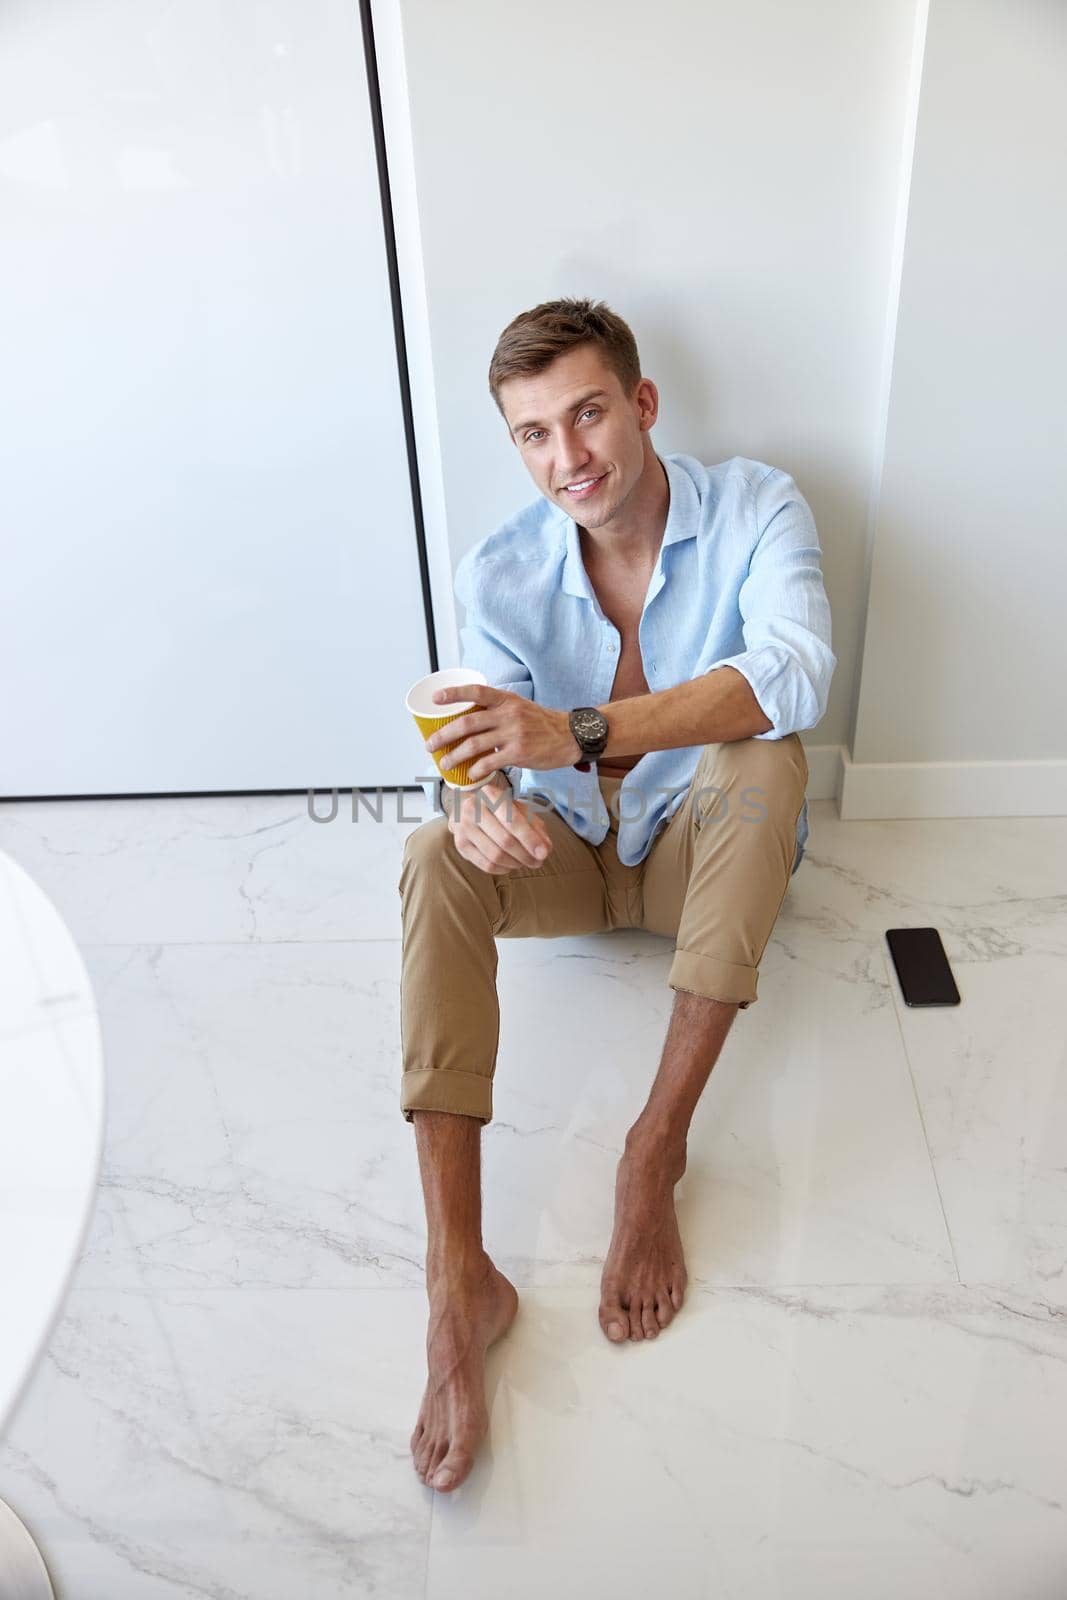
[
  {"left": 668, "top": 947, "right": 758, "bottom": 1009},
  {"left": 401, "top": 1068, "right": 493, "bottom": 1125}
]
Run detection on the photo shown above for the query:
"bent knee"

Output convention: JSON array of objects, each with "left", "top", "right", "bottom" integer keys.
[
  {"left": 700, "top": 731, "right": 807, "bottom": 783},
  {"left": 689, "top": 735, "right": 807, "bottom": 830},
  {"left": 399, "top": 819, "right": 451, "bottom": 857},
  {"left": 399, "top": 816, "right": 452, "bottom": 882}
]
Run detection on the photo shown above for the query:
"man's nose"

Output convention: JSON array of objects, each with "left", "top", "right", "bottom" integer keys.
[{"left": 556, "top": 442, "right": 591, "bottom": 482}]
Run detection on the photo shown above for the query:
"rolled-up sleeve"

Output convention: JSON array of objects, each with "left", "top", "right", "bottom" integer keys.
[{"left": 703, "top": 468, "right": 836, "bottom": 739}]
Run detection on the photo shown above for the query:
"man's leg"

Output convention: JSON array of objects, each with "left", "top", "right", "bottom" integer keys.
[
  {"left": 407, "top": 1109, "right": 518, "bottom": 1492},
  {"left": 398, "top": 800, "right": 616, "bottom": 1488},
  {"left": 598, "top": 993, "right": 740, "bottom": 1343},
  {"left": 598, "top": 734, "right": 809, "bottom": 1344},
  {"left": 629, "top": 990, "right": 742, "bottom": 1149},
  {"left": 398, "top": 798, "right": 616, "bottom": 1126}
]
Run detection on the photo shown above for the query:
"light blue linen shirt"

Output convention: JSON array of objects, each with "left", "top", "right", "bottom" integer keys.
[{"left": 452, "top": 452, "right": 835, "bottom": 875}]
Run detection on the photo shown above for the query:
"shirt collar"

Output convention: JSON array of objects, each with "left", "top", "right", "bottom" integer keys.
[{"left": 558, "top": 452, "right": 699, "bottom": 600}]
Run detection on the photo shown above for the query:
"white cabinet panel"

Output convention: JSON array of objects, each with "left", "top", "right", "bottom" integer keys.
[{"left": 0, "top": 1, "right": 431, "bottom": 795}]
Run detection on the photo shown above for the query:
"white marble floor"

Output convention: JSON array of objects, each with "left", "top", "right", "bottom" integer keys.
[{"left": 0, "top": 788, "right": 1065, "bottom": 1598}]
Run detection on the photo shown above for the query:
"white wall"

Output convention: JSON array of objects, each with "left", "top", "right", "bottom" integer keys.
[
  {"left": 384, "top": 0, "right": 1066, "bottom": 821},
  {"left": 849, "top": 0, "right": 1067, "bottom": 813},
  {"left": 390, "top": 0, "right": 921, "bottom": 765}
]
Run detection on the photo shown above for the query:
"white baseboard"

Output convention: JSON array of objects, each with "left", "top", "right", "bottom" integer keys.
[
  {"left": 805, "top": 743, "right": 1067, "bottom": 820},
  {"left": 419, "top": 748, "right": 1067, "bottom": 822}
]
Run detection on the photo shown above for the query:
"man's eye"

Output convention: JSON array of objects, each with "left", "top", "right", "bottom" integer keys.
[{"left": 524, "top": 410, "right": 597, "bottom": 444}]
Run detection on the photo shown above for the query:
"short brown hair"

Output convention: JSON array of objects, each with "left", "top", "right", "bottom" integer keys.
[{"left": 488, "top": 296, "right": 642, "bottom": 426}]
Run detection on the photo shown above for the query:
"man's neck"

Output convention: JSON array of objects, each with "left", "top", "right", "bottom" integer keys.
[{"left": 578, "top": 453, "right": 670, "bottom": 574}]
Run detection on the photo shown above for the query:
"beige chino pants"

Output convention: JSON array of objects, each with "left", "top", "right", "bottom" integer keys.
[{"left": 398, "top": 733, "right": 809, "bottom": 1126}]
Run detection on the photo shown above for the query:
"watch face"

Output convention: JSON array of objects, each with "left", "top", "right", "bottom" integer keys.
[{"left": 572, "top": 708, "right": 607, "bottom": 741}]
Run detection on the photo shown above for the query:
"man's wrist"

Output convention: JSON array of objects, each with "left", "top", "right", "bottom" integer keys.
[{"left": 558, "top": 709, "right": 583, "bottom": 766}]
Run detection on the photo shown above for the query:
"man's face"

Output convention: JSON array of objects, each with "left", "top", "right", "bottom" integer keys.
[{"left": 499, "top": 345, "right": 656, "bottom": 530}]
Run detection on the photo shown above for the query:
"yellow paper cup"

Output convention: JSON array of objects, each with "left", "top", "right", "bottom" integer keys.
[{"left": 405, "top": 667, "right": 495, "bottom": 790}]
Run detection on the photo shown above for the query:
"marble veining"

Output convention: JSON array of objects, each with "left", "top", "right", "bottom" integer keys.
[{"left": 0, "top": 794, "right": 1065, "bottom": 1596}]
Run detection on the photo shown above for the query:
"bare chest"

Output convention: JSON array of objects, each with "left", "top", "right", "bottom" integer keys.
[
  {"left": 587, "top": 567, "right": 653, "bottom": 776},
  {"left": 590, "top": 567, "right": 652, "bottom": 700}
]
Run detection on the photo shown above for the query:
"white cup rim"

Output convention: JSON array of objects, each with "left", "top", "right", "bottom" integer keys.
[{"left": 405, "top": 667, "right": 488, "bottom": 717}]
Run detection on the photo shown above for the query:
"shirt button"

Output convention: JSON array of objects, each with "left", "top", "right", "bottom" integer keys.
[{"left": 607, "top": 642, "right": 617, "bottom": 653}]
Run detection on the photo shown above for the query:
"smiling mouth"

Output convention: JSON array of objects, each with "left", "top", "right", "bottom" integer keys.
[{"left": 562, "top": 472, "right": 607, "bottom": 497}]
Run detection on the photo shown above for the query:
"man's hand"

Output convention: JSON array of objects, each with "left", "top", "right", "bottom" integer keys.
[
  {"left": 426, "top": 684, "right": 581, "bottom": 781},
  {"left": 445, "top": 772, "right": 554, "bottom": 875}
]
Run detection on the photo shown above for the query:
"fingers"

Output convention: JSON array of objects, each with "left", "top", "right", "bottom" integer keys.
[
  {"left": 458, "top": 837, "right": 502, "bottom": 874},
  {"left": 520, "top": 814, "right": 554, "bottom": 857},
  {"left": 451, "top": 789, "right": 554, "bottom": 873},
  {"left": 445, "top": 789, "right": 513, "bottom": 875},
  {"left": 493, "top": 794, "right": 555, "bottom": 864},
  {"left": 431, "top": 713, "right": 490, "bottom": 773},
  {"left": 475, "top": 803, "right": 549, "bottom": 870},
  {"left": 442, "top": 776, "right": 509, "bottom": 824},
  {"left": 456, "top": 829, "right": 521, "bottom": 874}
]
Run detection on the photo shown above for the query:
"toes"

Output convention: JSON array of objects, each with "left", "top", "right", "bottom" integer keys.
[
  {"left": 432, "top": 1447, "right": 474, "bottom": 1492},
  {"left": 416, "top": 1437, "right": 477, "bottom": 1492},
  {"left": 602, "top": 1282, "right": 684, "bottom": 1342},
  {"left": 599, "top": 1295, "right": 630, "bottom": 1343},
  {"left": 654, "top": 1293, "right": 674, "bottom": 1328},
  {"left": 414, "top": 1437, "right": 436, "bottom": 1480}
]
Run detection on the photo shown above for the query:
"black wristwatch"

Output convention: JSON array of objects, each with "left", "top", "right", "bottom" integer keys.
[{"left": 568, "top": 706, "right": 610, "bottom": 763}]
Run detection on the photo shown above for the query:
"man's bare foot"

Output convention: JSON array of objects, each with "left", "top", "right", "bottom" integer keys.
[
  {"left": 599, "top": 1134, "right": 688, "bottom": 1343},
  {"left": 411, "top": 1254, "right": 519, "bottom": 1492}
]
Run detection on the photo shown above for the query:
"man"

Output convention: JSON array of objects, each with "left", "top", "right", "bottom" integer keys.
[{"left": 399, "top": 297, "right": 835, "bottom": 1494}]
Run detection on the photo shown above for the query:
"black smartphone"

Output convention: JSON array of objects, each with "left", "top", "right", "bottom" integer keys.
[{"left": 885, "top": 928, "right": 961, "bottom": 1007}]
